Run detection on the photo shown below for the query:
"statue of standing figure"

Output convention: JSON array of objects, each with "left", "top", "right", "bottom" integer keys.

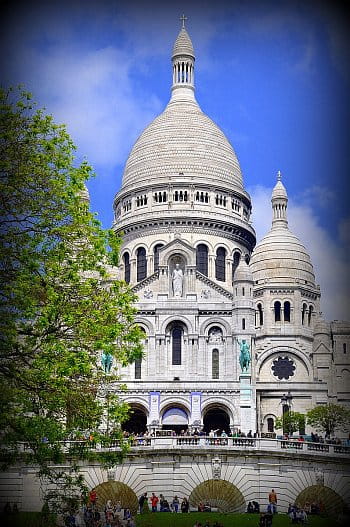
[
  {"left": 101, "top": 351, "right": 113, "bottom": 373},
  {"left": 237, "top": 338, "right": 251, "bottom": 372},
  {"left": 172, "top": 263, "right": 183, "bottom": 297}
]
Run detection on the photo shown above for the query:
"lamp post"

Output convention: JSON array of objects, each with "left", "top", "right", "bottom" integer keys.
[{"left": 280, "top": 391, "right": 293, "bottom": 436}]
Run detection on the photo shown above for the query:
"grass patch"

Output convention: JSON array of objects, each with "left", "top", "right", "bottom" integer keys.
[{"left": 135, "top": 512, "right": 332, "bottom": 527}]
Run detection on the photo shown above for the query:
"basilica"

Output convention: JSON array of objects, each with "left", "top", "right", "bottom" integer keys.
[
  {"left": 112, "top": 21, "right": 350, "bottom": 438},
  {"left": 2, "top": 20, "right": 350, "bottom": 517}
]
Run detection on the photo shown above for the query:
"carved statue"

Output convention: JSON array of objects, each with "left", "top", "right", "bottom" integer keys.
[
  {"left": 172, "top": 263, "right": 183, "bottom": 297},
  {"left": 237, "top": 339, "right": 251, "bottom": 372},
  {"left": 101, "top": 351, "right": 113, "bottom": 373}
]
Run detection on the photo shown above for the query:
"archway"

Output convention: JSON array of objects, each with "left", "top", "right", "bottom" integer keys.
[
  {"left": 203, "top": 406, "right": 230, "bottom": 434},
  {"left": 296, "top": 485, "right": 346, "bottom": 517},
  {"left": 189, "top": 479, "right": 245, "bottom": 513},
  {"left": 122, "top": 405, "right": 147, "bottom": 434},
  {"left": 161, "top": 406, "right": 189, "bottom": 433},
  {"left": 91, "top": 481, "right": 138, "bottom": 514}
]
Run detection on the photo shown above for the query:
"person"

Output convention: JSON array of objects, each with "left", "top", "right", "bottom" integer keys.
[
  {"left": 172, "top": 263, "right": 183, "bottom": 297},
  {"left": 181, "top": 497, "right": 189, "bottom": 513},
  {"left": 268, "top": 489, "right": 277, "bottom": 514},
  {"left": 150, "top": 492, "right": 159, "bottom": 512},
  {"left": 89, "top": 489, "right": 97, "bottom": 508},
  {"left": 247, "top": 501, "right": 254, "bottom": 513},
  {"left": 138, "top": 492, "right": 147, "bottom": 514},
  {"left": 253, "top": 501, "right": 260, "bottom": 513},
  {"left": 172, "top": 495, "right": 180, "bottom": 513},
  {"left": 198, "top": 501, "right": 205, "bottom": 512},
  {"left": 3, "top": 502, "right": 11, "bottom": 514}
]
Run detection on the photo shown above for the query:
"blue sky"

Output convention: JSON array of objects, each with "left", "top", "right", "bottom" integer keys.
[{"left": 2, "top": 0, "right": 349, "bottom": 320}]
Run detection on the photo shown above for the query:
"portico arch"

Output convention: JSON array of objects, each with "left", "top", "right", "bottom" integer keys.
[
  {"left": 202, "top": 403, "right": 231, "bottom": 434},
  {"left": 91, "top": 481, "right": 138, "bottom": 514},
  {"left": 189, "top": 479, "right": 245, "bottom": 512},
  {"left": 121, "top": 403, "right": 148, "bottom": 434}
]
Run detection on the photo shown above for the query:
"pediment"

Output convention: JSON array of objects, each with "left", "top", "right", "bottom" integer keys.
[{"left": 158, "top": 237, "right": 196, "bottom": 267}]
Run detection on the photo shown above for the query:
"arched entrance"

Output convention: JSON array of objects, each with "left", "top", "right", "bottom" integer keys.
[
  {"left": 161, "top": 406, "right": 189, "bottom": 433},
  {"left": 203, "top": 406, "right": 230, "bottom": 434},
  {"left": 296, "top": 485, "right": 346, "bottom": 517},
  {"left": 91, "top": 481, "right": 138, "bottom": 514},
  {"left": 122, "top": 405, "right": 147, "bottom": 434},
  {"left": 189, "top": 479, "right": 245, "bottom": 513}
]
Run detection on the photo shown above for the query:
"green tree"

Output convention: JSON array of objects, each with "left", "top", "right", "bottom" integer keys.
[
  {"left": 306, "top": 404, "right": 350, "bottom": 437},
  {"left": 0, "top": 87, "right": 143, "bottom": 513},
  {"left": 275, "top": 411, "right": 306, "bottom": 436}
]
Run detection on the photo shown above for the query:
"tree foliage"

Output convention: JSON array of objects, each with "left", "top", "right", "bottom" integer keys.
[
  {"left": 306, "top": 404, "right": 350, "bottom": 437},
  {"left": 0, "top": 87, "right": 143, "bottom": 513},
  {"left": 275, "top": 411, "right": 306, "bottom": 436}
]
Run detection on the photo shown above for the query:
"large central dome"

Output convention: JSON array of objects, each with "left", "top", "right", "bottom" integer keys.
[
  {"left": 122, "top": 99, "right": 243, "bottom": 190},
  {"left": 121, "top": 25, "right": 243, "bottom": 192}
]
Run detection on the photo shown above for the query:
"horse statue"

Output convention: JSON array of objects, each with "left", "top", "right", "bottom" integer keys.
[
  {"left": 238, "top": 339, "right": 251, "bottom": 372},
  {"left": 101, "top": 351, "right": 113, "bottom": 374}
]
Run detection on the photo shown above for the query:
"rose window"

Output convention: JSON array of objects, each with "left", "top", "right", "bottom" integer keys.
[{"left": 271, "top": 356, "right": 295, "bottom": 380}]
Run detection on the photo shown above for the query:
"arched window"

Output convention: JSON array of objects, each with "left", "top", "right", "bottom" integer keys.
[
  {"left": 232, "top": 251, "right": 240, "bottom": 280},
  {"left": 242, "top": 318, "right": 246, "bottom": 330},
  {"left": 123, "top": 253, "right": 130, "bottom": 284},
  {"left": 215, "top": 247, "right": 226, "bottom": 281},
  {"left": 267, "top": 417, "right": 274, "bottom": 433},
  {"left": 212, "top": 349, "right": 219, "bottom": 379},
  {"left": 257, "top": 303, "right": 263, "bottom": 326},
  {"left": 196, "top": 244, "right": 208, "bottom": 276},
  {"left": 172, "top": 326, "right": 182, "bottom": 365},
  {"left": 284, "top": 301, "right": 291, "bottom": 322},
  {"left": 136, "top": 247, "right": 147, "bottom": 281},
  {"left": 302, "top": 303, "right": 307, "bottom": 325},
  {"left": 274, "top": 301, "right": 281, "bottom": 322},
  {"left": 308, "top": 305, "right": 313, "bottom": 326},
  {"left": 153, "top": 244, "right": 164, "bottom": 272}
]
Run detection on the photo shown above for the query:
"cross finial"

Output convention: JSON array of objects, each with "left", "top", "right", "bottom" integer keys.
[
  {"left": 180, "top": 14, "right": 187, "bottom": 28},
  {"left": 277, "top": 170, "right": 282, "bottom": 181}
]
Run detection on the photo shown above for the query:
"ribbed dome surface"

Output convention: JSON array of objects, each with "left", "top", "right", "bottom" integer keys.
[
  {"left": 172, "top": 27, "right": 194, "bottom": 57},
  {"left": 250, "top": 227, "right": 315, "bottom": 284},
  {"left": 122, "top": 99, "right": 243, "bottom": 190}
]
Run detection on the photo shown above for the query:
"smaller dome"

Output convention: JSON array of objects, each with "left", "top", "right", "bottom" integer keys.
[
  {"left": 172, "top": 27, "right": 195, "bottom": 58},
  {"left": 234, "top": 257, "right": 253, "bottom": 283},
  {"left": 250, "top": 173, "right": 316, "bottom": 286}
]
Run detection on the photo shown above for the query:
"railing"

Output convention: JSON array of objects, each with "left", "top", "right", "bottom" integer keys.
[{"left": 17, "top": 437, "right": 350, "bottom": 457}]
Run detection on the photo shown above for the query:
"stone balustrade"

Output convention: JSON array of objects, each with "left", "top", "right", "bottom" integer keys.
[{"left": 17, "top": 436, "right": 350, "bottom": 457}]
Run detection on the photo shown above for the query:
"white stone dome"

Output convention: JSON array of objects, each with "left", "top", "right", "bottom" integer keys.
[
  {"left": 122, "top": 98, "right": 244, "bottom": 190},
  {"left": 121, "top": 24, "right": 244, "bottom": 192},
  {"left": 250, "top": 174, "right": 316, "bottom": 285},
  {"left": 250, "top": 226, "right": 315, "bottom": 284}
]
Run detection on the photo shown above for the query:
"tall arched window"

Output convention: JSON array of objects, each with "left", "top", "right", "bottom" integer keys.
[
  {"left": 257, "top": 303, "right": 263, "bottom": 326},
  {"left": 284, "top": 301, "right": 291, "bottom": 322},
  {"left": 308, "top": 305, "right": 313, "bottom": 326},
  {"left": 215, "top": 247, "right": 226, "bottom": 281},
  {"left": 267, "top": 417, "right": 274, "bottom": 433},
  {"left": 153, "top": 244, "right": 164, "bottom": 272},
  {"left": 274, "top": 301, "right": 281, "bottom": 322},
  {"left": 123, "top": 253, "right": 130, "bottom": 284},
  {"left": 302, "top": 303, "right": 307, "bottom": 325},
  {"left": 232, "top": 251, "right": 240, "bottom": 280},
  {"left": 196, "top": 244, "right": 208, "bottom": 276},
  {"left": 172, "top": 326, "right": 182, "bottom": 365},
  {"left": 136, "top": 247, "right": 147, "bottom": 281},
  {"left": 134, "top": 358, "right": 142, "bottom": 379},
  {"left": 212, "top": 349, "right": 219, "bottom": 379}
]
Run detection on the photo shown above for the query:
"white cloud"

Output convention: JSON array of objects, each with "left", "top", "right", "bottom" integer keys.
[{"left": 249, "top": 185, "right": 350, "bottom": 322}]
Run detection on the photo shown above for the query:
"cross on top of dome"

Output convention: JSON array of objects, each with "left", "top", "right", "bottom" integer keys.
[{"left": 180, "top": 14, "right": 188, "bottom": 28}]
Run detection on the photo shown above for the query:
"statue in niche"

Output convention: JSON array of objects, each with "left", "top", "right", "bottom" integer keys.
[
  {"left": 209, "top": 327, "right": 223, "bottom": 343},
  {"left": 101, "top": 351, "right": 113, "bottom": 374},
  {"left": 237, "top": 338, "right": 251, "bottom": 372},
  {"left": 172, "top": 263, "right": 183, "bottom": 297}
]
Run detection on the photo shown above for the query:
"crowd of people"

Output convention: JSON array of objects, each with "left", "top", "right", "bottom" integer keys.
[{"left": 138, "top": 492, "right": 190, "bottom": 513}]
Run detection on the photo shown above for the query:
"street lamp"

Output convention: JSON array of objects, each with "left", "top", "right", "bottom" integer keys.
[{"left": 280, "top": 391, "right": 293, "bottom": 436}]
